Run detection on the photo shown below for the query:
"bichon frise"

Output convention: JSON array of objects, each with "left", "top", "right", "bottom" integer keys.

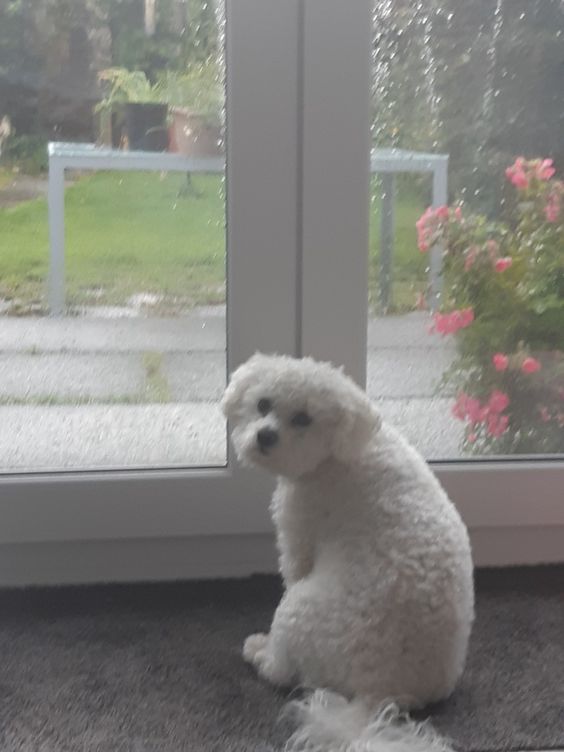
[{"left": 222, "top": 353, "right": 474, "bottom": 752}]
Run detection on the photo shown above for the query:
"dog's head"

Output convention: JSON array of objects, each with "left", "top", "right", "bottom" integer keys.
[{"left": 222, "top": 353, "right": 381, "bottom": 478}]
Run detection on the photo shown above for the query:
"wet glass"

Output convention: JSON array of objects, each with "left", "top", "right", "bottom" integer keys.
[
  {"left": 0, "top": 0, "right": 227, "bottom": 471},
  {"left": 368, "top": 0, "right": 564, "bottom": 459}
]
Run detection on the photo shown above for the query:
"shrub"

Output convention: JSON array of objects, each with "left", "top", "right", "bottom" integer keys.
[
  {"left": 0, "top": 134, "right": 48, "bottom": 175},
  {"left": 418, "top": 158, "right": 564, "bottom": 455}
]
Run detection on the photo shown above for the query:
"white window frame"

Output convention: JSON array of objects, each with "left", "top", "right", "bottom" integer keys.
[
  {"left": 299, "top": 0, "right": 564, "bottom": 566},
  {"left": 0, "top": 0, "right": 303, "bottom": 584}
]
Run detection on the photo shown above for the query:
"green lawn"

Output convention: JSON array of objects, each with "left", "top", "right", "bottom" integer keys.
[
  {"left": 369, "top": 181, "right": 428, "bottom": 313},
  {"left": 0, "top": 171, "right": 425, "bottom": 313}
]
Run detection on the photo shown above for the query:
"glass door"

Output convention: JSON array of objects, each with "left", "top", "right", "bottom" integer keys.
[
  {"left": 299, "top": 0, "right": 564, "bottom": 559},
  {"left": 0, "top": 0, "right": 301, "bottom": 571}
]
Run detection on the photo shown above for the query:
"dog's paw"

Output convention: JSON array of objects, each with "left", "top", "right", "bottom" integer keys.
[
  {"left": 243, "top": 632, "right": 294, "bottom": 688},
  {"left": 243, "top": 632, "right": 269, "bottom": 664}
]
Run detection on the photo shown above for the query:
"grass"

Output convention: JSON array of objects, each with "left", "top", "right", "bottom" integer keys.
[
  {"left": 369, "top": 179, "right": 427, "bottom": 313},
  {"left": 143, "top": 351, "right": 171, "bottom": 403},
  {"left": 0, "top": 170, "right": 425, "bottom": 313},
  {"left": 0, "top": 171, "right": 225, "bottom": 311}
]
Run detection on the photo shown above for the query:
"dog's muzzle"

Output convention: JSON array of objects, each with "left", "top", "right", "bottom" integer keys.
[{"left": 256, "top": 427, "right": 279, "bottom": 453}]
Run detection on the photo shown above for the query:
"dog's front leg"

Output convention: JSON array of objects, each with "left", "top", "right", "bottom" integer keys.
[
  {"left": 277, "top": 531, "right": 313, "bottom": 588},
  {"left": 243, "top": 585, "right": 302, "bottom": 688},
  {"left": 271, "top": 482, "right": 315, "bottom": 588}
]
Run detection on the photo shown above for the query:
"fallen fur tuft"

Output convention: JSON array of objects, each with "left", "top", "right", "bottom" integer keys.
[{"left": 283, "top": 691, "right": 453, "bottom": 752}]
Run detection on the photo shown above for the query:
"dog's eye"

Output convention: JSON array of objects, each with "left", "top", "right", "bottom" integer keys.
[
  {"left": 290, "top": 411, "right": 312, "bottom": 428},
  {"left": 257, "top": 398, "right": 272, "bottom": 416}
]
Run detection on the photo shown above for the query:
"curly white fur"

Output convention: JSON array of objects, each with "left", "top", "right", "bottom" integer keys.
[{"left": 222, "top": 354, "right": 474, "bottom": 752}]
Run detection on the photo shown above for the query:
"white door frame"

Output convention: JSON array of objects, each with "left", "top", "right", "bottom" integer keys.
[
  {"left": 0, "top": 0, "right": 301, "bottom": 550},
  {"left": 299, "top": 0, "right": 564, "bottom": 559}
]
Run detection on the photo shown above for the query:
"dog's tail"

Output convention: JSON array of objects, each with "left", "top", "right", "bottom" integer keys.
[{"left": 283, "top": 690, "right": 452, "bottom": 752}]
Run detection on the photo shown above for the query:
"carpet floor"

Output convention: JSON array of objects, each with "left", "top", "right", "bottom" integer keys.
[{"left": 0, "top": 566, "right": 562, "bottom": 752}]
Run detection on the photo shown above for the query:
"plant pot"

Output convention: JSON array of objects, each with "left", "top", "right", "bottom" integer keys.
[
  {"left": 124, "top": 102, "right": 168, "bottom": 152},
  {"left": 169, "top": 107, "right": 222, "bottom": 157}
]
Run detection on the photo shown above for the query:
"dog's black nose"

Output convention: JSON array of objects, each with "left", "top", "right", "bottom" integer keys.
[{"left": 257, "top": 427, "right": 279, "bottom": 451}]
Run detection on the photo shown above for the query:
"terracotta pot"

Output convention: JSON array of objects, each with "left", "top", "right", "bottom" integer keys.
[{"left": 169, "top": 107, "right": 222, "bottom": 157}]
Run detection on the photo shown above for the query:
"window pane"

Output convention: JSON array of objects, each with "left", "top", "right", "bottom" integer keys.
[
  {"left": 0, "top": 0, "right": 226, "bottom": 471},
  {"left": 369, "top": 0, "right": 564, "bottom": 459}
]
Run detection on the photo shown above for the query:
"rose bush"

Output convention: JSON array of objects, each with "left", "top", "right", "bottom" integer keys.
[{"left": 418, "top": 158, "right": 564, "bottom": 454}]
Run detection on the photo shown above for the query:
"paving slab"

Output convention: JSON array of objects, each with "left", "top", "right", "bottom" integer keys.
[
  {"left": 0, "top": 312, "right": 225, "bottom": 353},
  {"left": 375, "top": 397, "right": 463, "bottom": 460},
  {"left": 367, "top": 347, "right": 454, "bottom": 399},
  {"left": 163, "top": 352, "right": 226, "bottom": 402},
  {"left": 0, "top": 353, "right": 146, "bottom": 401},
  {"left": 0, "top": 404, "right": 226, "bottom": 472},
  {"left": 368, "top": 311, "right": 454, "bottom": 350}
]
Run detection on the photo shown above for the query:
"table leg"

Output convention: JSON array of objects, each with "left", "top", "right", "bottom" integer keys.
[
  {"left": 380, "top": 172, "right": 395, "bottom": 313},
  {"left": 430, "top": 159, "right": 448, "bottom": 311},
  {"left": 48, "top": 160, "right": 65, "bottom": 316}
]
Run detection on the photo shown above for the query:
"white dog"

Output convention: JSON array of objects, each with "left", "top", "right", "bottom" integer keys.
[{"left": 222, "top": 353, "right": 474, "bottom": 752}]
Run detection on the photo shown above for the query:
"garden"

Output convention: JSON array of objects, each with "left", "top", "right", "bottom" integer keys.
[
  {"left": 0, "top": 169, "right": 424, "bottom": 313},
  {"left": 0, "top": 0, "right": 446, "bottom": 315}
]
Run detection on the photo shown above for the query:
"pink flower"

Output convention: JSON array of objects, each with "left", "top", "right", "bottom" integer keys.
[
  {"left": 452, "top": 393, "right": 484, "bottom": 424},
  {"left": 494, "top": 257, "right": 513, "bottom": 273},
  {"left": 449, "top": 310, "right": 464, "bottom": 331},
  {"left": 506, "top": 157, "right": 557, "bottom": 190},
  {"left": 535, "top": 159, "right": 556, "bottom": 181},
  {"left": 416, "top": 205, "right": 462, "bottom": 252},
  {"left": 486, "top": 413, "right": 509, "bottom": 438},
  {"left": 488, "top": 390, "right": 510, "bottom": 414},
  {"left": 431, "top": 308, "right": 474, "bottom": 336},
  {"left": 453, "top": 391, "right": 510, "bottom": 432},
  {"left": 460, "top": 308, "right": 474, "bottom": 327},
  {"left": 492, "top": 353, "right": 509, "bottom": 371},
  {"left": 416, "top": 208, "right": 435, "bottom": 252},
  {"left": 545, "top": 190, "right": 561, "bottom": 223},
  {"left": 521, "top": 357, "right": 541, "bottom": 374},
  {"left": 416, "top": 208, "right": 440, "bottom": 253},
  {"left": 452, "top": 393, "right": 468, "bottom": 420},
  {"left": 505, "top": 157, "right": 529, "bottom": 190},
  {"left": 466, "top": 398, "right": 485, "bottom": 425}
]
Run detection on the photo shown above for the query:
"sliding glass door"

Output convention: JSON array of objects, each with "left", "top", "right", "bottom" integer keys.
[{"left": 0, "top": 0, "right": 301, "bottom": 577}]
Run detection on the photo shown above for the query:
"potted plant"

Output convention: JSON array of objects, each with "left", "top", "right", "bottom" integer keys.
[
  {"left": 96, "top": 68, "right": 169, "bottom": 152},
  {"left": 159, "top": 64, "right": 223, "bottom": 158}
]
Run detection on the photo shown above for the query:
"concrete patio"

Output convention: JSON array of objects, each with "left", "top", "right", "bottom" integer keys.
[{"left": 0, "top": 308, "right": 462, "bottom": 471}]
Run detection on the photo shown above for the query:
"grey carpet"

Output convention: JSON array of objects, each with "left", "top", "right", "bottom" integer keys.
[{"left": 0, "top": 566, "right": 563, "bottom": 752}]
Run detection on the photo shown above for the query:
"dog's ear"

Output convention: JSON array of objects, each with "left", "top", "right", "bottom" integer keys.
[
  {"left": 332, "top": 380, "right": 381, "bottom": 463},
  {"left": 221, "top": 353, "right": 268, "bottom": 419}
]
